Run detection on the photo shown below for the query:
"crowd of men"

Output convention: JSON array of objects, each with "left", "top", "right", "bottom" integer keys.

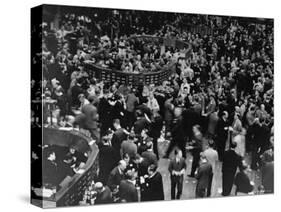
[{"left": 31, "top": 7, "right": 274, "bottom": 204}]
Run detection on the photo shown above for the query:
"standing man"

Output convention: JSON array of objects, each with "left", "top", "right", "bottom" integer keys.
[
  {"left": 222, "top": 142, "right": 242, "bottom": 196},
  {"left": 164, "top": 93, "right": 174, "bottom": 136},
  {"left": 120, "top": 133, "right": 138, "bottom": 158},
  {"left": 195, "top": 154, "right": 213, "bottom": 198},
  {"left": 98, "top": 132, "right": 118, "bottom": 185},
  {"left": 148, "top": 111, "right": 163, "bottom": 159},
  {"left": 203, "top": 139, "right": 219, "bottom": 197},
  {"left": 187, "top": 125, "right": 203, "bottom": 178},
  {"left": 141, "top": 164, "right": 164, "bottom": 201},
  {"left": 216, "top": 111, "right": 229, "bottom": 161},
  {"left": 119, "top": 167, "right": 139, "bottom": 203},
  {"left": 107, "top": 160, "right": 126, "bottom": 192},
  {"left": 111, "top": 118, "right": 128, "bottom": 160},
  {"left": 125, "top": 88, "right": 139, "bottom": 130},
  {"left": 168, "top": 149, "right": 186, "bottom": 200}
]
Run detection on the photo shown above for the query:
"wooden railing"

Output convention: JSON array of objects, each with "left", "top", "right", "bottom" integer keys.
[
  {"left": 84, "top": 62, "right": 175, "bottom": 87},
  {"left": 42, "top": 128, "right": 99, "bottom": 207},
  {"left": 84, "top": 35, "right": 191, "bottom": 86}
]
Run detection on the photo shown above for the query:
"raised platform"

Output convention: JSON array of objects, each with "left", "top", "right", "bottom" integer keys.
[{"left": 84, "top": 35, "right": 191, "bottom": 87}]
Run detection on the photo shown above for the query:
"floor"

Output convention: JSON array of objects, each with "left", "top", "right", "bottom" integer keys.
[{"left": 157, "top": 139, "right": 261, "bottom": 200}]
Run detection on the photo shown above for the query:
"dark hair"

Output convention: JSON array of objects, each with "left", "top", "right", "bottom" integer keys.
[
  {"left": 239, "top": 163, "right": 248, "bottom": 171},
  {"left": 113, "top": 118, "right": 120, "bottom": 125},
  {"left": 230, "top": 142, "right": 237, "bottom": 149},
  {"left": 146, "top": 140, "right": 153, "bottom": 149},
  {"left": 122, "top": 153, "right": 130, "bottom": 160},
  {"left": 148, "top": 164, "right": 158, "bottom": 173},
  {"left": 208, "top": 139, "right": 215, "bottom": 148}
]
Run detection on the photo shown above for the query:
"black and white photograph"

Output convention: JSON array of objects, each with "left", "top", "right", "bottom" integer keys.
[{"left": 30, "top": 3, "right": 275, "bottom": 208}]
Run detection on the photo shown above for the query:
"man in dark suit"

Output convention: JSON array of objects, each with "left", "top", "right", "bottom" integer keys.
[
  {"left": 141, "top": 164, "right": 164, "bottom": 201},
  {"left": 164, "top": 109, "right": 186, "bottom": 158},
  {"left": 136, "top": 97, "right": 152, "bottom": 119},
  {"left": 119, "top": 168, "right": 138, "bottom": 202},
  {"left": 195, "top": 154, "right": 213, "bottom": 198},
  {"left": 71, "top": 78, "right": 84, "bottom": 108},
  {"left": 42, "top": 150, "right": 60, "bottom": 187},
  {"left": 125, "top": 88, "right": 139, "bottom": 130},
  {"left": 120, "top": 133, "right": 138, "bottom": 158},
  {"left": 234, "top": 163, "right": 254, "bottom": 195},
  {"left": 99, "top": 133, "right": 119, "bottom": 185},
  {"left": 111, "top": 119, "right": 128, "bottom": 159},
  {"left": 148, "top": 111, "right": 163, "bottom": 159},
  {"left": 222, "top": 142, "right": 242, "bottom": 196},
  {"left": 187, "top": 125, "right": 203, "bottom": 178},
  {"left": 168, "top": 149, "right": 187, "bottom": 199},
  {"left": 216, "top": 111, "right": 229, "bottom": 161},
  {"left": 107, "top": 160, "right": 127, "bottom": 192},
  {"left": 94, "top": 182, "right": 113, "bottom": 205},
  {"left": 134, "top": 110, "right": 151, "bottom": 135}
]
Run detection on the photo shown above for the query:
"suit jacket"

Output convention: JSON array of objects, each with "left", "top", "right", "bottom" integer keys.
[
  {"left": 112, "top": 128, "right": 127, "bottom": 151},
  {"left": 126, "top": 93, "right": 139, "bottom": 112},
  {"left": 134, "top": 117, "right": 150, "bottom": 135},
  {"left": 196, "top": 162, "right": 213, "bottom": 189},
  {"left": 107, "top": 166, "right": 124, "bottom": 191},
  {"left": 95, "top": 186, "right": 113, "bottom": 205},
  {"left": 149, "top": 115, "right": 163, "bottom": 138},
  {"left": 262, "top": 161, "right": 274, "bottom": 193},
  {"left": 234, "top": 171, "right": 253, "bottom": 194},
  {"left": 141, "top": 151, "right": 158, "bottom": 166},
  {"left": 99, "top": 144, "right": 119, "bottom": 184},
  {"left": 222, "top": 150, "right": 242, "bottom": 174},
  {"left": 216, "top": 118, "right": 229, "bottom": 142},
  {"left": 168, "top": 158, "right": 187, "bottom": 174},
  {"left": 137, "top": 104, "right": 152, "bottom": 118},
  {"left": 119, "top": 180, "right": 138, "bottom": 202},
  {"left": 120, "top": 140, "right": 138, "bottom": 158},
  {"left": 142, "top": 172, "right": 164, "bottom": 201}
]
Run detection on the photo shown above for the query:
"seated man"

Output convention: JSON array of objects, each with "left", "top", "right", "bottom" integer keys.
[{"left": 63, "top": 146, "right": 87, "bottom": 171}]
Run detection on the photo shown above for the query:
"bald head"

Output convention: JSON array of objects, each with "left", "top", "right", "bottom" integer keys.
[{"left": 118, "top": 160, "right": 127, "bottom": 171}]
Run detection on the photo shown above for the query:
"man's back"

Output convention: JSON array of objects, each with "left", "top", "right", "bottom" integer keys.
[
  {"left": 121, "top": 140, "right": 137, "bottom": 158},
  {"left": 95, "top": 186, "right": 113, "bottom": 204},
  {"left": 196, "top": 162, "right": 213, "bottom": 189},
  {"left": 126, "top": 93, "right": 138, "bottom": 112},
  {"left": 142, "top": 151, "right": 158, "bottom": 166},
  {"left": 107, "top": 167, "right": 123, "bottom": 191},
  {"left": 222, "top": 150, "right": 242, "bottom": 173},
  {"left": 204, "top": 148, "right": 218, "bottom": 171},
  {"left": 112, "top": 128, "right": 127, "bottom": 150},
  {"left": 119, "top": 180, "right": 138, "bottom": 202}
]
